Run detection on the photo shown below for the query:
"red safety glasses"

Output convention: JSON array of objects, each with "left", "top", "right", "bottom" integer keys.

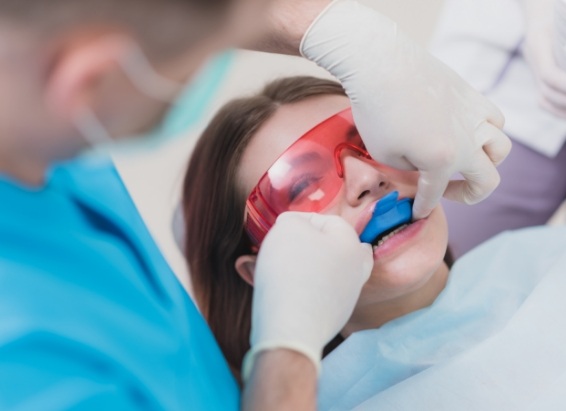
[{"left": 244, "top": 108, "right": 372, "bottom": 247}]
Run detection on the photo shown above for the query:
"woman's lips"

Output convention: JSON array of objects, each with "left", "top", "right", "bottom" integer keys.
[{"left": 372, "top": 217, "right": 427, "bottom": 260}]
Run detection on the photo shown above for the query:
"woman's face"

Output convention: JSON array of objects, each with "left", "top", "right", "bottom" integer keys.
[{"left": 237, "top": 95, "right": 449, "bottom": 308}]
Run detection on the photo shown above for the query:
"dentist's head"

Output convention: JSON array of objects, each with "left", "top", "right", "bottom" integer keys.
[{"left": 0, "top": 0, "right": 261, "bottom": 184}]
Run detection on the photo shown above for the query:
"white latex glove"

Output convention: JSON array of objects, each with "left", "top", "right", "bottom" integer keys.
[
  {"left": 301, "top": 0, "right": 511, "bottom": 219},
  {"left": 242, "top": 212, "right": 373, "bottom": 379},
  {"left": 523, "top": 0, "right": 566, "bottom": 118}
]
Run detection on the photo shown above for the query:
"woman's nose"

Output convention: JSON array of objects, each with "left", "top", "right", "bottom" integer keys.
[{"left": 342, "top": 155, "right": 389, "bottom": 206}]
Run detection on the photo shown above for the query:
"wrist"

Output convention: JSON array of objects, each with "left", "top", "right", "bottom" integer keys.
[
  {"left": 242, "top": 349, "right": 317, "bottom": 411},
  {"left": 300, "top": 0, "right": 407, "bottom": 86},
  {"left": 249, "top": 0, "right": 332, "bottom": 55},
  {"left": 254, "top": 349, "right": 317, "bottom": 375},
  {"left": 242, "top": 341, "right": 321, "bottom": 381}
]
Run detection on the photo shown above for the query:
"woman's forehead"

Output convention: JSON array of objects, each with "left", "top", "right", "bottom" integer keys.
[{"left": 238, "top": 95, "right": 350, "bottom": 195}]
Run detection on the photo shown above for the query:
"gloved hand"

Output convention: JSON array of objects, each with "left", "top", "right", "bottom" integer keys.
[
  {"left": 301, "top": 0, "right": 511, "bottom": 219},
  {"left": 523, "top": 0, "right": 566, "bottom": 118},
  {"left": 242, "top": 212, "right": 373, "bottom": 379}
]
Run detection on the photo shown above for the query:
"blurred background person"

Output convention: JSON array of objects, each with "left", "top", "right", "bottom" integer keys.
[{"left": 432, "top": 0, "right": 566, "bottom": 258}]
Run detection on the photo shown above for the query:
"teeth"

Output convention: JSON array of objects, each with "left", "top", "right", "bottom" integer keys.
[{"left": 372, "top": 224, "right": 409, "bottom": 251}]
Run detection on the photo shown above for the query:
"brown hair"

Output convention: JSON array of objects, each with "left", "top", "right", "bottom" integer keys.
[
  {"left": 182, "top": 76, "right": 455, "bottom": 384},
  {"left": 182, "top": 76, "right": 347, "bottom": 382}
]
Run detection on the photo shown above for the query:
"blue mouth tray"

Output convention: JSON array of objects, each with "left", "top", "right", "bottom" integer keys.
[{"left": 360, "top": 191, "right": 413, "bottom": 244}]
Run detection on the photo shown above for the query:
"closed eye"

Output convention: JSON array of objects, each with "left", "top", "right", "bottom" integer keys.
[{"left": 288, "top": 175, "right": 323, "bottom": 202}]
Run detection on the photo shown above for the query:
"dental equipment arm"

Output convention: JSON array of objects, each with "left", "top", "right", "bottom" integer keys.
[
  {"left": 522, "top": 0, "right": 566, "bottom": 118},
  {"left": 241, "top": 212, "right": 373, "bottom": 411},
  {"left": 255, "top": 0, "right": 511, "bottom": 219}
]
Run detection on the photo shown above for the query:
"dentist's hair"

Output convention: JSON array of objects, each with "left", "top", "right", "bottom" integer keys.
[
  {"left": 0, "top": 0, "right": 231, "bottom": 20},
  {"left": 182, "top": 76, "right": 348, "bottom": 383},
  {"left": 0, "top": 0, "right": 233, "bottom": 56}
]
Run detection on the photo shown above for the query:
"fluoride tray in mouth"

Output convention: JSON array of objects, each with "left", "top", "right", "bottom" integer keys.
[{"left": 359, "top": 191, "right": 413, "bottom": 244}]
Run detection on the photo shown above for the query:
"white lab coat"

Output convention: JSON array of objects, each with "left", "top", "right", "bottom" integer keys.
[{"left": 431, "top": 0, "right": 566, "bottom": 158}]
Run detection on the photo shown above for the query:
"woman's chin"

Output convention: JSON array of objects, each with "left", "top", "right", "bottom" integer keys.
[{"left": 365, "top": 237, "right": 448, "bottom": 302}]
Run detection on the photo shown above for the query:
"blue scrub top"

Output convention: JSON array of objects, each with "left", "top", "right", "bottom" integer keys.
[{"left": 0, "top": 156, "right": 240, "bottom": 410}]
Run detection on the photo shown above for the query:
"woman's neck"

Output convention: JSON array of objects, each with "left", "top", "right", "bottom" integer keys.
[{"left": 341, "top": 262, "right": 450, "bottom": 337}]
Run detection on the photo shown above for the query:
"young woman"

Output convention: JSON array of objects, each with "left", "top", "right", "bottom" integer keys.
[
  {"left": 180, "top": 76, "right": 566, "bottom": 406},
  {"left": 181, "top": 76, "right": 454, "bottom": 380}
]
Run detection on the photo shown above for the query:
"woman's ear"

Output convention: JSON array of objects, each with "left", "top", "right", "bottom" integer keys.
[{"left": 235, "top": 255, "right": 257, "bottom": 286}]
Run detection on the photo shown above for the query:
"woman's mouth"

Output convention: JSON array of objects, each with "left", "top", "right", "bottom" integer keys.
[
  {"left": 370, "top": 222, "right": 410, "bottom": 250},
  {"left": 359, "top": 191, "right": 413, "bottom": 245},
  {"left": 371, "top": 217, "right": 427, "bottom": 259}
]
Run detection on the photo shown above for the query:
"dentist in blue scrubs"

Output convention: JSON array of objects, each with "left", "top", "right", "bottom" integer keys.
[{"left": 0, "top": 0, "right": 512, "bottom": 410}]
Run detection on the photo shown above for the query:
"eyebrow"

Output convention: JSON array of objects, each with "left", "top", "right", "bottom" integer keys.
[
  {"left": 281, "top": 124, "right": 359, "bottom": 169},
  {"left": 288, "top": 151, "right": 324, "bottom": 167}
]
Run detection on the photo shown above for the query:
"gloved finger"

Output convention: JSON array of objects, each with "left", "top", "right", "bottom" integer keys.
[
  {"left": 273, "top": 212, "right": 372, "bottom": 280},
  {"left": 479, "top": 95, "right": 505, "bottom": 129},
  {"left": 358, "top": 247, "right": 374, "bottom": 282},
  {"left": 309, "top": 213, "right": 360, "bottom": 241},
  {"left": 412, "top": 169, "right": 450, "bottom": 220},
  {"left": 539, "top": 97, "right": 566, "bottom": 119},
  {"left": 290, "top": 211, "right": 340, "bottom": 231},
  {"left": 540, "top": 81, "right": 566, "bottom": 110},
  {"left": 443, "top": 152, "right": 500, "bottom": 204},
  {"left": 276, "top": 211, "right": 314, "bottom": 224},
  {"left": 539, "top": 60, "right": 566, "bottom": 94},
  {"left": 365, "top": 148, "right": 416, "bottom": 172},
  {"left": 476, "top": 122, "right": 512, "bottom": 166},
  {"left": 280, "top": 211, "right": 359, "bottom": 241}
]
